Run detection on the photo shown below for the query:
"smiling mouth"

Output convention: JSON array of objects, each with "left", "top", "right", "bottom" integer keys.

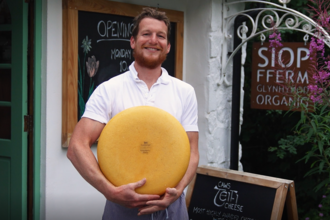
[{"left": 144, "top": 47, "right": 161, "bottom": 51}]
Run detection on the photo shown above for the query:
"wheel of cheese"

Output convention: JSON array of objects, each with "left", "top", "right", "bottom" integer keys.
[{"left": 97, "top": 106, "right": 190, "bottom": 195}]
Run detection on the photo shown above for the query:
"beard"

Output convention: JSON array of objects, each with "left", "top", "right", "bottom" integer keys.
[{"left": 133, "top": 47, "right": 168, "bottom": 69}]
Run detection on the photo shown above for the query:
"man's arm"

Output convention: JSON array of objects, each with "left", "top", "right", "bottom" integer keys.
[
  {"left": 173, "top": 131, "right": 199, "bottom": 193},
  {"left": 138, "top": 131, "right": 199, "bottom": 215},
  {"left": 67, "top": 117, "right": 160, "bottom": 208}
]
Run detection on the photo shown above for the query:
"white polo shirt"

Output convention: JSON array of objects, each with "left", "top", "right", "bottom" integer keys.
[{"left": 82, "top": 62, "right": 198, "bottom": 132}]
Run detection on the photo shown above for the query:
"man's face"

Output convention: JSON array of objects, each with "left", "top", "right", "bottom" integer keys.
[{"left": 130, "top": 17, "right": 171, "bottom": 69}]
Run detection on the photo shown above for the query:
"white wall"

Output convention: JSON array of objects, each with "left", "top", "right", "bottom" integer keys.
[
  {"left": 185, "top": 0, "right": 212, "bottom": 167},
  {"left": 41, "top": 0, "right": 106, "bottom": 219},
  {"left": 41, "top": 0, "right": 245, "bottom": 219},
  {"left": 185, "top": 0, "right": 245, "bottom": 169}
]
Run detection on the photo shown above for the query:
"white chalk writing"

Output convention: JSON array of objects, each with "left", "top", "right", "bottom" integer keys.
[
  {"left": 97, "top": 20, "right": 133, "bottom": 39},
  {"left": 213, "top": 181, "right": 244, "bottom": 212},
  {"left": 111, "top": 49, "right": 131, "bottom": 60}
]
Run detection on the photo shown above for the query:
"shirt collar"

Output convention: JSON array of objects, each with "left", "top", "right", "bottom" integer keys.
[{"left": 129, "top": 61, "right": 170, "bottom": 85}]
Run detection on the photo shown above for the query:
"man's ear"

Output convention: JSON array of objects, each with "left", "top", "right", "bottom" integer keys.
[
  {"left": 130, "top": 36, "right": 136, "bottom": 49},
  {"left": 166, "top": 42, "right": 171, "bottom": 54}
]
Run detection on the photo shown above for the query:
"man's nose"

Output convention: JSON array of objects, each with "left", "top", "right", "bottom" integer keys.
[{"left": 149, "top": 33, "right": 157, "bottom": 44}]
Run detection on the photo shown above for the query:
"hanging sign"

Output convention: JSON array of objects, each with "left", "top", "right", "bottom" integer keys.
[{"left": 251, "top": 42, "right": 311, "bottom": 111}]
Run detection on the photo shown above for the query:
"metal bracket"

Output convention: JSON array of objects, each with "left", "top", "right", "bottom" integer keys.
[
  {"left": 24, "top": 115, "right": 33, "bottom": 132},
  {"left": 221, "top": 0, "right": 330, "bottom": 85}
]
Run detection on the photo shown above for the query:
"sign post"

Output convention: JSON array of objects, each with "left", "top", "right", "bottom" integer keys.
[{"left": 186, "top": 166, "right": 298, "bottom": 220}]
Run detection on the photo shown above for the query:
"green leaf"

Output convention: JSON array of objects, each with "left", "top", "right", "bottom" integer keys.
[
  {"left": 268, "top": 147, "right": 277, "bottom": 152},
  {"left": 304, "top": 167, "right": 320, "bottom": 177},
  {"left": 301, "top": 110, "right": 305, "bottom": 121},
  {"left": 325, "top": 148, "right": 330, "bottom": 157},
  {"left": 311, "top": 120, "right": 317, "bottom": 133},
  {"left": 78, "top": 91, "right": 85, "bottom": 119},
  {"left": 320, "top": 104, "right": 328, "bottom": 114},
  {"left": 298, "top": 150, "right": 314, "bottom": 163},
  {"left": 277, "top": 152, "right": 286, "bottom": 159},
  {"left": 288, "top": 146, "right": 297, "bottom": 154},
  {"left": 318, "top": 140, "right": 324, "bottom": 154},
  {"left": 313, "top": 178, "right": 330, "bottom": 192},
  {"left": 307, "top": 127, "right": 314, "bottom": 140},
  {"left": 78, "top": 56, "right": 83, "bottom": 92},
  {"left": 319, "top": 160, "right": 325, "bottom": 172},
  {"left": 88, "top": 81, "right": 95, "bottom": 99}
]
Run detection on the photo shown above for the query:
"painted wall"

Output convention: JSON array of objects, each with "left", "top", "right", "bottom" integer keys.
[
  {"left": 41, "top": 0, "right": 105, "bottom": 219},
  {"left": 40, "top": 0, "right": 245, "bottom": 219}
]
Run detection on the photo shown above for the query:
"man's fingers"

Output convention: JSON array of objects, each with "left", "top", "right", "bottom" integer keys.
[
  {"left": 138, "top": 188, "right": 181, "bottom": 215},
  {"left": 127, "top": 195, "right": 159, "bottom": 208},
  {"left": 137, "top": 194, "right": 160, "bottom": 201},
  {"left": 145, "top": 199, "right": 161, "bottom": 206},
  {"left": 146, "top": 188, "right": 177, "bottom": 206},
  {"left": 138, "top": 205, "right": 160, "bottom": 215},
  {"left": 166, "top": 188, "right": 177, "bottom": 196},
  {"left": 130, "top": 178, "right": 160, "bottom": 201},
  {"left": 132, "top": 178, "right": 146, "bottom": 189}
]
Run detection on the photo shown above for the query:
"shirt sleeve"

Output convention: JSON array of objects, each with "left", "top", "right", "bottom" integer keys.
[
  {"left": 181, "top": 87, "right": 199, "bottom": 132},
  {"left": 82, "top": 82, "right": 111, "bottom": 124}
]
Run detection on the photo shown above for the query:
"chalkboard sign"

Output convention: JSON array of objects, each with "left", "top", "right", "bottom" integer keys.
[
  {"left": 77, "top": 11, "right": 176, "bottom": 118},
  {"left": 186, "top": 166, "right": 298, "bottom": 220},
  {"left": 62, "top": 0, "right": 184, "bottom": 147}
]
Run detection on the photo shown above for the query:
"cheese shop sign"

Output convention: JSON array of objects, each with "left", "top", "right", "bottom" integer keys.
[{"left": 251, "top": 42, "right": 311, "bottom": 111}]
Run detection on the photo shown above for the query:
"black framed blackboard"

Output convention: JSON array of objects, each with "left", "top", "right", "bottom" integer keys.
[
  {"left": 186, "top": 166, "right": 298, "bottom": 220},
  {"left": 62, "top": 0, "right": 184, "bottom": 147}
]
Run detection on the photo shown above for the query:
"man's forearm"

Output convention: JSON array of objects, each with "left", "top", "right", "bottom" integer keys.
[
  {"left": 68, "top": 139, "right": 115, "bottom": 199},
  {"left": 175, "top": 132, "right": 199, "bottom": 194},
  {"left": 67, "top": 118, "right": 115, "bottom": 199}
]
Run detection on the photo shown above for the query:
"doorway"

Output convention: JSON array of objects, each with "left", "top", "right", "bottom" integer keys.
[{"left": 0, "top": 0, "right": 41, "bottom": 219}]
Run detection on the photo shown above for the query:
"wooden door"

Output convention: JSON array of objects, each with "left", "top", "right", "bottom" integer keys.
[{"left": 0, "top": 0, "right": 28, "bottom": 219}]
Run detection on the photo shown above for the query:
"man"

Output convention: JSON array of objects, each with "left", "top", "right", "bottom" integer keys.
[{"left": 67, "top": 7, "right": 199, "bottom": 220}]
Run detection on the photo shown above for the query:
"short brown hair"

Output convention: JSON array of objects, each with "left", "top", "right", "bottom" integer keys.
[{"left": 131, "top": 8, "right": 171, "bottom": 43}]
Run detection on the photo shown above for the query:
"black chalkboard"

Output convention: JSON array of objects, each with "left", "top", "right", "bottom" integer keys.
[
  {"left": 188, "top": 174, "right": 275, "bottom": 220},
  {"left": 77, "top": 11, "right": 176, "bottom": 118},
  {"left": 186, "top": 166, "right": 298, "bottom": 220}
]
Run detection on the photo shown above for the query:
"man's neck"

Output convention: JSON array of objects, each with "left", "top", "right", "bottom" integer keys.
[{"left": 134, "top": 62, "right": 162, "bottom": 90}]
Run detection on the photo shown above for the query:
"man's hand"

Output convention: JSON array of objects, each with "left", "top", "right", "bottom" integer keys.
[
  {"left": 137, "top": 132, "right": 199, "bottom": 216},
  {"left": 137, "top": 187, "right": 180, "bottom": 216},
  {"left": 109, "top": 178, "right": 160, "bottom": 209}
]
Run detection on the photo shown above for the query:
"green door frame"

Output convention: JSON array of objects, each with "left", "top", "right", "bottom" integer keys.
[
  {"left": 33, "top": 0, "right": 42, "bottom": 219},
  {"left": 0, "top": 0, "right": 41, "bottom": 219},
  {"left": 4, "top": 1, "right": 28, "bottom": 219}
]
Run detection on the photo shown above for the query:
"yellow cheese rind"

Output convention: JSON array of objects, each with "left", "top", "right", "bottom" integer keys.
[{"left": 97, "top": 106, "right": 190, "bottom": 195}]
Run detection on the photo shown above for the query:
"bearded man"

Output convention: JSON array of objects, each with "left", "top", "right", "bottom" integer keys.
[{"left": 67, "top": 7, "right": 199, "bottom": 220}]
